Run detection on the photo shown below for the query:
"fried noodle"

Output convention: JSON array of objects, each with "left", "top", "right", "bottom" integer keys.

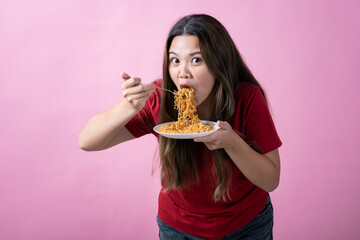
[{"left": 158, "top": 87, "right": 214, "bottom": 134}]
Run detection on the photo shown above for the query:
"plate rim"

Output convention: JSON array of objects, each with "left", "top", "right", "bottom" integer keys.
[{"left": 153, "top": 120, "right": 219, "bottom": 139}]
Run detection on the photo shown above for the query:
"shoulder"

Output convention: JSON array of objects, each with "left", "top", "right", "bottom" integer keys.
[
  {"left": 232, "top": 82, "right": 282, "bottom": 153},
  {"left": 148, "top": 79, "right": 163, "bottom": 103},
  {"left": 153, "top": 79, "right": 162, "bottom": 88},
  {"left": 234, "top": 81, "right": 261, "bottom": 94},
  {"left": 232, "top": 81, "right": 268, "bottom": 129},
  {"left": 234, "top": 81, "right": 264, "bottom": 104},
  {"left": 142, "top": 79, "right": 162, "bottom": 122}
]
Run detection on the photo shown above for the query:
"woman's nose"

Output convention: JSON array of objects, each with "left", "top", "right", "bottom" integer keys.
[
  {"left": 179, "top": 67, "right": 192, "bottom": 79},
  {"left": 179, "top": 72, "right": 190, "bottom": 79}
]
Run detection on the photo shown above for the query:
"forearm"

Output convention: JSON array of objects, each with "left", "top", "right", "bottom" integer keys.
[
  {"left": 224, "top": 132, "right": 280, "bottom": 192},
  {"left": 78, "top": 99, "right": 137, "bottom": 151}
]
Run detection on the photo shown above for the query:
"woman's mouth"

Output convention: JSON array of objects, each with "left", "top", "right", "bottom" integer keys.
[{"left": 180, "top": 84, "right": 192, "bottom": 89}]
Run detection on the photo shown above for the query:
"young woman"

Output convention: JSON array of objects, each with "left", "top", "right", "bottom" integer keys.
[{"left": 79, "top": 14, "right": 282, "bottom": 240}]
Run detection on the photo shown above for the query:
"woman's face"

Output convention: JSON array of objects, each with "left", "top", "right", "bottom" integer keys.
[{"left": 168, "top": 35, "right": 216, "bottom": 107}]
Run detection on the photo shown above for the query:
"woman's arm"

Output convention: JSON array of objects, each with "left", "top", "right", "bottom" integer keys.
[
  {"left": 194, "top": 121, "right": 280, "bottom": 192},
  {"left": 78, "top": 73, "right": 155, "bottom": 151}
]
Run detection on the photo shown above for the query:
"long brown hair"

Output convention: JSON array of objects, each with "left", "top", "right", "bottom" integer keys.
[{"left": 159, "top": 14, "right": 265, "bottom": 201}]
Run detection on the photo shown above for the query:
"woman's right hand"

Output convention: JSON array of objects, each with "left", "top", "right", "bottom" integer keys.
[{"left": 121, "top": 72, "right": 155, "bottom": 112}]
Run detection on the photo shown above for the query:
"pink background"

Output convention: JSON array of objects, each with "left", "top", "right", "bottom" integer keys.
[{"left": 1, "top": 0, "right": 359, "bottom": 239}]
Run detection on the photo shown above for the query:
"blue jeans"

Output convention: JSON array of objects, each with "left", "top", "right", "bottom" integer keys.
[{"left": 157, "top": 195, "right": 273, "bottom": 240}]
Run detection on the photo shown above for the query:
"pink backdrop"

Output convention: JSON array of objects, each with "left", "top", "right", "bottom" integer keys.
[{"left": 1, "top": 0, "right": 359, "bottom": 239}]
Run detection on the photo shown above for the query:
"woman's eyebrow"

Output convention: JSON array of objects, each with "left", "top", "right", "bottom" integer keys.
[
  {"left": 168, "top": 51, "right": 201, "bottom": 56},
  {"left": 189, "top": 51, "right": 201, "bottom": 56}
]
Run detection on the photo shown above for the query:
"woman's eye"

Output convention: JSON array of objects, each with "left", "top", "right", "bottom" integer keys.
[
  {"left": 192, "top": 57, "right": 202, "bottom": 63},
  {"left": 170, "top": 58, "right": 179, "bottom": 64}
]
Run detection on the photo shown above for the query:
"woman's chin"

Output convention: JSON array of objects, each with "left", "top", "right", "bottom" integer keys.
[{"left": 195, "top": 98, "right": 202, "bottom": 107}]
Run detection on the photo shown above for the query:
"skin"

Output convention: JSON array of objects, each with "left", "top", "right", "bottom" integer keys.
[{"left": 78, "top": 34, "right": 280, "bottom": 192}]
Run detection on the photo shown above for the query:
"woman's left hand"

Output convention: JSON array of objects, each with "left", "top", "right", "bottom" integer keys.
[{"left": 194, "top": 121, "right": 239, "bottom": 150}]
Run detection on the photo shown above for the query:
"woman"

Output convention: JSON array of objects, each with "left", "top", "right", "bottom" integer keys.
[{"left": 79, "top": 14, "right": 282, "bottom": 240}]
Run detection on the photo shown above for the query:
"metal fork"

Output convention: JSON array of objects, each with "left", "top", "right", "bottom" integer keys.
[
  {"left": 154, "top": 86, "right": 186, "bottom": 96},
  {"left": 154, "top": 86, "right": 176, "bottom": 95},
  {"left": 122, "top": 74, "right": 184, "bottom": 96}
]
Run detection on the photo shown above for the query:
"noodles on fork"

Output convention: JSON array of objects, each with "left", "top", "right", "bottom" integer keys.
[{"left": 158, "top": 87, "right": 214, "bottom": 134}]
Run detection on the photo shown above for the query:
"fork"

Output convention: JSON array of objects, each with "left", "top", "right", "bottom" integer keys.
[
  {"left": 121, "top": 73, "right": 183, "bottom": 96},
  {"left": 154, "top": 86, "right": 177, "bottom": 95},
  {"left": 154, "top": 86, "right": 186, "bottom": 96}
]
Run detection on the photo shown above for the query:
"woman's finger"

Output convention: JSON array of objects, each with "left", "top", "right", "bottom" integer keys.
[
  {"left": 124, "top": 88, "right": 154, "bottom": 102},
  {"left": 194, "top": 132, "right": 216, "bottom": 143},
  {"left": 123, "top": 83, "right": 154, "bottom": 97},
  {"left": 122, "top": 77, "right": 142, "bottom": 90},
  {"left": 120, "top": 72, "right": 131, "bottom": 80},
  {"left": 217, "top": 120, "right": 232, "bottom": 130}
]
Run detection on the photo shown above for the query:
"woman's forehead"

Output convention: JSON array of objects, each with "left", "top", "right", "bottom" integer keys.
[{"left": 169, "top": 35, "right": 200, "bottom": 54}]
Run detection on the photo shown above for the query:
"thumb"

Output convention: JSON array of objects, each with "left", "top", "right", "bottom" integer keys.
[
  {"left": 120, "top": 72, "right": 131, "bottom": 80},
  {"left": 217, "top": 120, "right": 231, "bottom": 130}
]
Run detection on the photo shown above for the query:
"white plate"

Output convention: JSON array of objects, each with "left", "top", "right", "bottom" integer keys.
[{"left": 153, "top": 120, "right": 219, "bottom": 139}]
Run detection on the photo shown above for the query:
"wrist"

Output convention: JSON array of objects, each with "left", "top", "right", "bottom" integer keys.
[
  {"left": 106, "top": 99, "right": 139, "bottom": 125},
  {"left": 120, "top": 98, "right": 141, "bottom": 115},
  {"left": 224, "top": 130, "right": 246, "bottom": 152}
]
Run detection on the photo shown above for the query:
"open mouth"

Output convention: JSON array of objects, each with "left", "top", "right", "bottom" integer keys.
[{"left": 180, "top": 84, "right": 192, "bottom": 89}]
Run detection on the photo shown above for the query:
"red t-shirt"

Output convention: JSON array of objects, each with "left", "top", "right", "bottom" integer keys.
[{"left": 125, "top": 81, "right": 282, "bottom": 239}]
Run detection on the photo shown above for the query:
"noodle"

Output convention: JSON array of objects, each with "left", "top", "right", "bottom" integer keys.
[{"left": 159, "top": 87, "right": 214, "bottom": 134}]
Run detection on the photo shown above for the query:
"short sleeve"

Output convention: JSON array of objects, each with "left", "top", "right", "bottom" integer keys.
[
  {"left": 235, "top": 83, "right": 282, "bottom": 154},
  {"left": 125, "top": 86, "right": 161, "bottom": 138}
]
